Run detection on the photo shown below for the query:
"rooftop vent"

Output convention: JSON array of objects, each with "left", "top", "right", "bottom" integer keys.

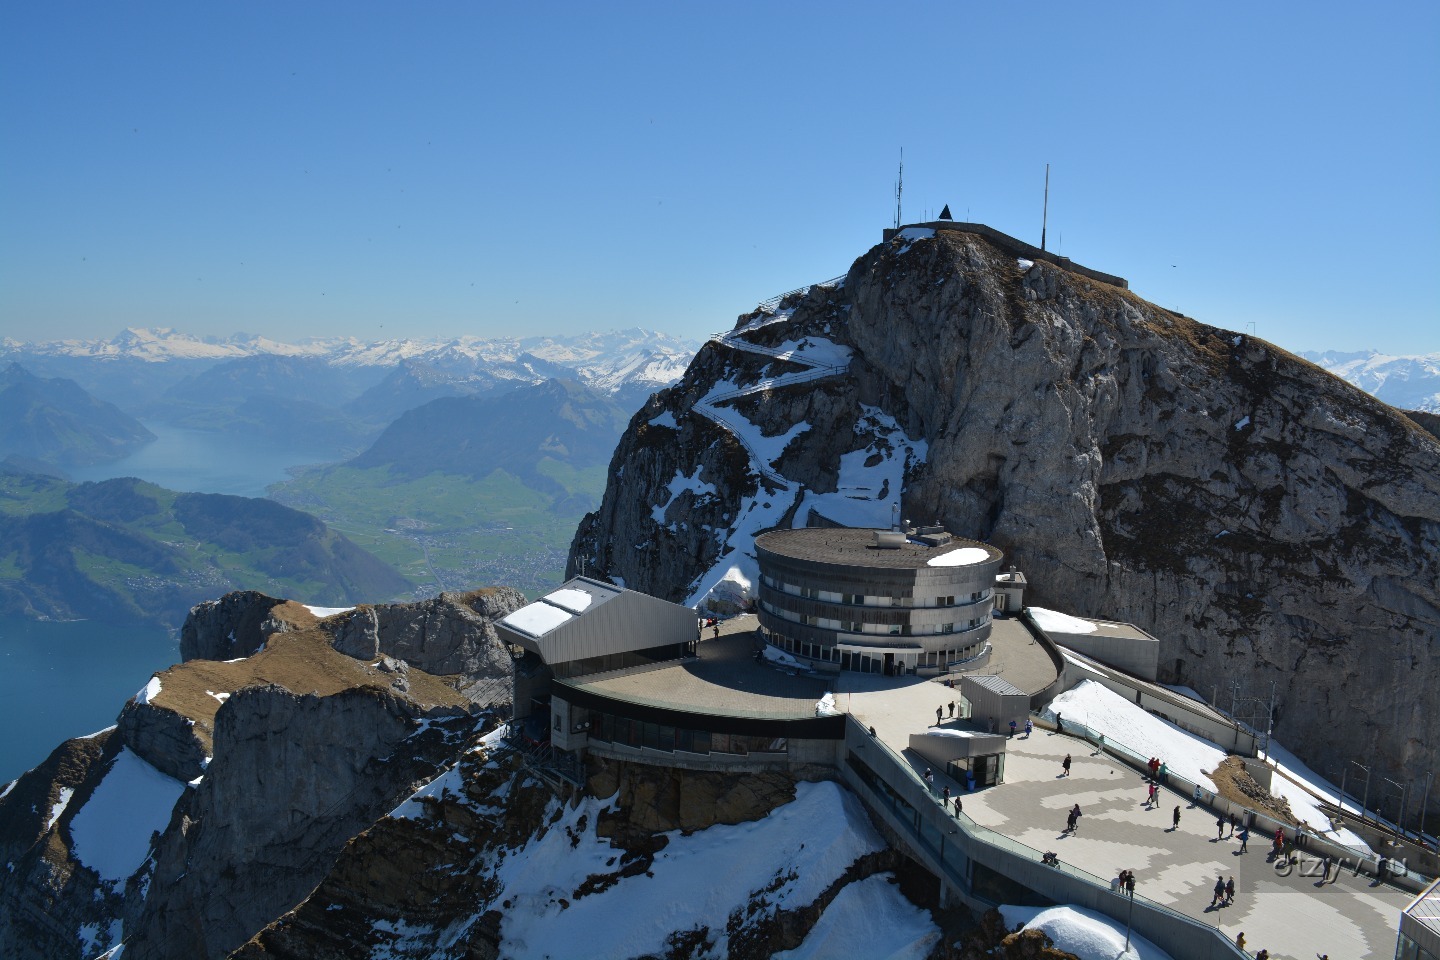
[{"left": 873, "top": 531, "right": 907, "bottom": 549}]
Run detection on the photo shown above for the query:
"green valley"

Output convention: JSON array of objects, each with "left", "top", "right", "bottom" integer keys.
[
  {"left": 0, "top": 473, "right": 411, "bottom": 627},
  {"left": 269, "top": 458, "right": 609, "bottom": 598}
]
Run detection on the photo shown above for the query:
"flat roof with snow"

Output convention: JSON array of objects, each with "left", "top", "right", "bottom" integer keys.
[
  {"left": 756, "top": 528, "right": 1001, "bottom": 571},
  {"left": 499, "top": 579, "right": 622, "bottom": 638},
  {"left": 496, "top": 577, "right": 695, "bottom": 666}
]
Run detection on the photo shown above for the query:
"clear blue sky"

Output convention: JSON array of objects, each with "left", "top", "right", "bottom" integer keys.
[{"left": 2, "top": 1, "right": 1436, "bottom": 353}]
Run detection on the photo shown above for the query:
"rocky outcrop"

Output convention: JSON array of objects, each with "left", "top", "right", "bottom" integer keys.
[
  {"left": 120, "top": 683, "right": 480, "bottom": 960},
  {"left": 0, "top": 732, "right": 125, "bottom": 960},
  {"left": 179, "top": 590, "right": 304, "bottom": 662},
  {"left": 570, "top": 227, "right": 1440, "bottom": 785},
  {"left": 116, "top": 696, "right": 208, "bottom": 783},
  {"left": 1, "top": 584, "right": 513, "bottom": 960},
  {"left": 328, "top": 587, "right": 525, "bottom": 705}
]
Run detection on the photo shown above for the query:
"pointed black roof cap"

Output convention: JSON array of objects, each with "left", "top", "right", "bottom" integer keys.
[{"left": 938, "top": 204, "right": 953, "bottom": 220}]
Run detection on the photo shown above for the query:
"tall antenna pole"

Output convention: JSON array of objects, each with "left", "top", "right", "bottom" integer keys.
[
  {"left": 1041, "top": 163, "right": 1050, "bottom": 252},
  {"left": 894, "top": 148, "right": 904, "bottom": 230}
]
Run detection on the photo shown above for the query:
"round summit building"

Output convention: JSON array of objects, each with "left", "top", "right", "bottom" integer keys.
[{"left": 755, "top": 527, "right": 1003, "bottom": 676}]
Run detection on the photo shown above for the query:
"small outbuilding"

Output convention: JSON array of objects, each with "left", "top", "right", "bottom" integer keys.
[
  {"left": 908, "top": 729, "right": 1008, "bottom": 790},
  {"left": 960, "top": 675, "right": 1028, "bottom": 736}
]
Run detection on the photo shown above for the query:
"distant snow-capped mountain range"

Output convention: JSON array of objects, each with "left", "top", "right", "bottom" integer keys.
[
  {"left": 1301, "top": 349, "right": 1440, "bottom": 414},
  {"left": 0, "top": 326, "right": 701, "bottom": 398}
]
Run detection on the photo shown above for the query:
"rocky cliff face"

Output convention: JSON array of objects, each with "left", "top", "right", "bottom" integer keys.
[
  {"left": 329, "top": 587, "right": 526, "bottom": 706},
  {"left": 570, "top": 227, "right": 1440, "bottom": 785},
  {"left": 232, "top": 753, "right": 923, "bottom": 960},
  {"left": 121, "top": 683, "right": 479, "bottom": 960},
  {"left": 0, "top": 584, "right": 525, "bottom": 960}
]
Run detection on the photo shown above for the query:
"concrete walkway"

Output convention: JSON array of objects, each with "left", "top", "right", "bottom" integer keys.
[{"left": 936, "top": 720, "right": 1410, "bottom": 959}]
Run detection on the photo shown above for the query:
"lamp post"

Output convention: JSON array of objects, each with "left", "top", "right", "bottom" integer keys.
[
  {"left": 1351, "top": 760, "right": 1372, "bottom": 825},
  {"left": 1383, "top": 778, "right": 1409, "bottom": 840}
]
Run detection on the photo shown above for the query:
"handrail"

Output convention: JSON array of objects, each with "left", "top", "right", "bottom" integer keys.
[
  {"left": 754, "top": 274, "right": 847, "bottom": 312},
  {"left": 690, "top": 331, "right": 851, "bottom": 488}
]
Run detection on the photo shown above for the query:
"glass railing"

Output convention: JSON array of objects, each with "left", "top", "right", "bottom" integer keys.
[{"left": 1042, "top": 715, "right": 1383, "bottom": 868}]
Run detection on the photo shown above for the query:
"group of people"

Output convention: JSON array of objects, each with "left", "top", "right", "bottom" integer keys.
[
  {"left": 1209, "top": 873, "right": 1237, "bottom": 908},
  {"left": 1115, "top": 868, "right": 1136, "bottom": 897},
  {"left": 1141, "top": 757, "right": 1168, "bottom": 809},
  {"left": 1064, "top": 803, "right": 1082, "bottom": 834}
]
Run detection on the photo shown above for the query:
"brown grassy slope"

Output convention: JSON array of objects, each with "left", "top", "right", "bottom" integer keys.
[{"left": 143, "top": 608, "right": 472, "bottom": 755}]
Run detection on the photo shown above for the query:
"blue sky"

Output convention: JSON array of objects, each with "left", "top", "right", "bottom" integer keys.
[{"left": 2, "top": 1, "right": 1436, "bottom": 352}]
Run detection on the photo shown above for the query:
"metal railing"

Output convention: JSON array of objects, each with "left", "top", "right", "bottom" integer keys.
[
  {"left": 1037, "top": 713, "right": 1427, "bottom": 884},
  {"left": 754, "top": 274, "right": 847, "bottom": 312}
]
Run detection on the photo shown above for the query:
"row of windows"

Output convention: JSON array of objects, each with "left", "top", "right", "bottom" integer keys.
[
  {"left": 585, "top": 710, "right": 787, "bottom": 756},
  {"left": 761, "top": 599, "right": 984, "bottom": 635},
  {"left": 767, "top": 632, "right": 986, "bottom": 670},
  {"left": 761, "top": 574, "right": 989, "bottom": 608}
]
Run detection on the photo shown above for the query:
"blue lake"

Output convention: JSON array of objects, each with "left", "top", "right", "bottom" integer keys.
[
  {"left": 0, "top": 616, "right": 180, "bottom": 783},
  {"left": 65, "top": 421, "right": 350, "bottom": 498},
  {"left": 4, "top": 424, "right": 346, "bottom": 784}
]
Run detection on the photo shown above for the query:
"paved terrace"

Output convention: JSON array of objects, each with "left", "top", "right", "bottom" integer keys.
[
  {"left": 561, "top": 614, "right": 1411, "bottom": 955},
  {"left": 562, "top": 627, "right": 826, "bottom": 719},
  {"left": 846, "top": 701, "right": 1414, "bottom": 960},
  {"left": 566, "top": 614, "right": 1057, "bottom": 721}
]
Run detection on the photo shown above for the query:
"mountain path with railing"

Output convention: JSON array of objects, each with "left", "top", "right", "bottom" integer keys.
[{"left": 691, "top": 324, "right": 851, "bottom": 487}]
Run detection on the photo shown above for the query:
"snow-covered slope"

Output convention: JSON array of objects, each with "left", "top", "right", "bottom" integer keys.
[
  {"left": 234, "top": 742, "right": 940, "bottom": 959},
  {"left": 999, "top": 904, "right": 1172, "bottom": 960}
]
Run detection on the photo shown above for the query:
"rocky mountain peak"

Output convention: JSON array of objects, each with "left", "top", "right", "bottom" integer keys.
[{"left": 570, "top": 225, "right": 1440, "bottom": 785}]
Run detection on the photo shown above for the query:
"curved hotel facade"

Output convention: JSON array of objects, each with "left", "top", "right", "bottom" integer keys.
[{"left": 755, "top": 527, "right": 1003, "bottom": 676}]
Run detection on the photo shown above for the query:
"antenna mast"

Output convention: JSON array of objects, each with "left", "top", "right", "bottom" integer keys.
[
  {"left": 894, "top": 149, "right": 904, "bottom": 230},
  {"left": 1041, "top": 163, "right": 1050, "bottom": 252}
]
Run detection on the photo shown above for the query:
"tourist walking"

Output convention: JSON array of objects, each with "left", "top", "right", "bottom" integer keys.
[
  {"left": 1229, "top": 812, "right": 1239, "bottom": 837},
  {"left": 1193, "top": 784, "right": 1203, "bottom": 804},
  {"left": 1146, "top": 782, "right": 1158, "bottom": 807},
  {"left": 924, "top": 767, "right": 934, "bottom": 792},
  {"left": 1054, "top": 712, "right": 1064, "bottom": 733},
  {"left": 1210, "top": 875, "right": 1225, "bottom": 907},
  {"left": 1062, "top": 754, "right": 1072, "bottom": 776},
  {"left": 936, "top": 706, "right": 943, "bottom": 725},
  {"left": 1024, "top": 718, "right": 1033, "bottom": 737},
  {"left": 942, "top": 785, "right": 950, "bottom": 808},
  {"left": 1225, "top": 876, "right": 1235, "bottom": 905},
  {"left": 1235, "top": 932, "right": 1246, "bottom": 951},
  {"left": 1158, "top": 761, "right": 1168, "bottom": 784},
  {"left": 948, "top": 700, "right": 956, "bottom": 718},
  {"left": 1239, "top": 826, "right": 1249, "bottom": 852},
  {"left": 1217, "top": 817, "right": 1226, "bottom": 840},
  {"left": 1068, "top": 803, "right": 1082, "bottom": 834},
  {"left": 1320, "top": 854, "right": 1332, "bottom": 882},
  {"left": 1009, "top": 719, "right": 1017, "bottom": 737},
  {"left": 1172, "top": 806, "right": 1181, "bottom": 831}
]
